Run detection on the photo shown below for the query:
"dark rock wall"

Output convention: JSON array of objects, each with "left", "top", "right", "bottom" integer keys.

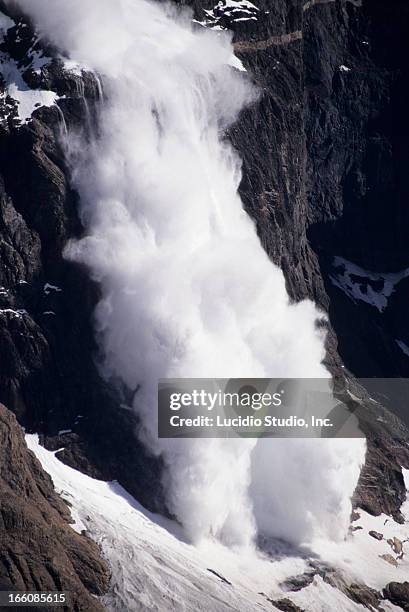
[
  {"left": 304, "top": 0, "right": 409, "bottom": 379},
  {"left": 217, "top": 0, "right": 409, "bottom": 379},
  {"left": 0, "top": 403, "right": 110, "bottom": 610}
]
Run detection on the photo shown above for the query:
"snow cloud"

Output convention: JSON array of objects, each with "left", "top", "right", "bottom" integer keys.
[{"left": 12, "top": 0, "right": 366, "bottom": 547}]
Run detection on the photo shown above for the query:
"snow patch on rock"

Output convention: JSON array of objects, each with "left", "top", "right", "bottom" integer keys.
[
  {"left": 0, "top": 11, "right": 60, "bottom": 123},
  {"left": 330, "top": 256, "right": 409, "bottom": 312},
  {"left": 228, "top": 53, "right": 246, "bottom": 71},
  {"left": 43, "top": 283, "right": 62, "bottom": 295},
  {"left": 196, "top": 0, "right": 259, "bottom": 29},
  {"left": 0, "top": 50, "right": 59, "bottom": 122},
  {"left": 0, "top": 308, "right": 27, "bottom": 318}
]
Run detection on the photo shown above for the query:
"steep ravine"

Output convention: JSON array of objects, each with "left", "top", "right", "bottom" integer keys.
[{"left": 0, "top": 0, "right": 408, "bottom": 608}]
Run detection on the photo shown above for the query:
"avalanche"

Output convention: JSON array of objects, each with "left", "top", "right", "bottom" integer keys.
[{"left": 12, "top": 0, "right": 366, "bottom": 549}]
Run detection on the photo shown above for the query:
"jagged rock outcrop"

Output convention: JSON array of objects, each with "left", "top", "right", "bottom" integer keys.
[
  {"left": 270, "top": 599, "right": 304, "bottom": 612},
  {"left": 0, "top": 403, "right": 110, "bottom": 610},
  {"left": 383, "top": 581, "right": 409, "bottom": 611}
]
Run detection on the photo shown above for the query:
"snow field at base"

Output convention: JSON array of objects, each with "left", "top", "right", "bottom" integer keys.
[
  {"left": 26, "top": 435, "right": 409, "bottom": 612},
  {"left": 26, "top": 434, "right": 307, "bottom": 611},
  {"left": 312, "top": 503, "right": 409, "bottom": 590}
]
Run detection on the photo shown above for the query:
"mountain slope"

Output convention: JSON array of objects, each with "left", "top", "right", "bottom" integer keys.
[
  {"left": 27, "top": 433, "right": 409, "bottom": 612},
  {"left": 0, "top": 0, "right": 408, "bottom": 609}
]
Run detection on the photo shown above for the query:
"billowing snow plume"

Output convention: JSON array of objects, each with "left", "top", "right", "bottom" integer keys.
[{"left": 12, "top": 0, "right": 366, "bottom": 546}]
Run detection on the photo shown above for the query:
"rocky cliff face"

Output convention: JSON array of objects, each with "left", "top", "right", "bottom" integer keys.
[
  {"left": 213, "top": 0, "right": 409, "bottom": 377},
  {"left": 0, "top": 0, "right": 408, "bottom": 605},
  {"left": 0, "top": 403, "right": 110, "bottom": 610}
]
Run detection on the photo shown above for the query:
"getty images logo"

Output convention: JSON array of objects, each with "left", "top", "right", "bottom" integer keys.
[{"left": 158, "top": 378, "right": 364, "bottom": 438}]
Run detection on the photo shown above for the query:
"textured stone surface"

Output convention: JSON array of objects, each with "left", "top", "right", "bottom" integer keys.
[
  {"left": 383, "top": 581, "right": 409, "bottom": 611},
  {"left": 270, "top": 598, "right": 304, "bottom": 612},
  {"left": 0, "top": 403, "right": 110, "bottom": 611}
]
